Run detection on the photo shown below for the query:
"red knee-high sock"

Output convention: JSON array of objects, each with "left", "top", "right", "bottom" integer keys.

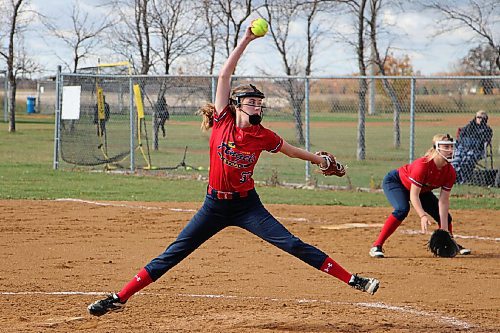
[
  {"left": 320, "top": 257, "right": 352, "bottom": 284},
  {"left": 373, "top": 214, "right": 402, "bottom": 247},
  {"left": 117, "top": 268, "right": 153, "bottom": 302}
]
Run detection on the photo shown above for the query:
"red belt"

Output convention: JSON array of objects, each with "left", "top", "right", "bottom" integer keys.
[{"left": 207, "top": 185, "right": 249, "bottom": 200}]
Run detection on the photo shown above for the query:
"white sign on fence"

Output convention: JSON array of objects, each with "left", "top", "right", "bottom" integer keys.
[{"left": 61, "top": 86, "right": 81, "bottom": 120}]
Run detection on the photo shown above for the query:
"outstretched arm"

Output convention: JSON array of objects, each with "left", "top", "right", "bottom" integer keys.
[
  {"left": 281, "top": 141, "right": 347, "bottom": 177},
  {"left": 214, "top": 26, "right": 261, "bottom": 115},
  {"left": 280, "top": 141, "right": 328, "bottom": 167}
]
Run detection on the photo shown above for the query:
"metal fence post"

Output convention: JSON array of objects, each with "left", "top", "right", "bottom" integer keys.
[
  {"left": 53, "top": 66, "right": 62, "bottom": 170},
  {"left": 305, "top": 77, "right": 311, "bottom": 182},
  {"left": 409, "top": 77, "right": 416, "bottom": 163},
  {"left": 129, "top": 76, "right": 135, "bottom": 171}
]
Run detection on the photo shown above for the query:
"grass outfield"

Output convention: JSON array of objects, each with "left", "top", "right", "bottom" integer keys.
[{"left": 0, "top": 114, "right": 498, "bottom": 209}]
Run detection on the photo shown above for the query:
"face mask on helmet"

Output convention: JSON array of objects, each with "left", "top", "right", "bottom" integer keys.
[
  {"left": 238, "top": 107, "right": 263, "bottom": 125},
  {"left": 434, "top": 137, "right": 455, "bottom": 163},
  {"left": 231, "top": 84, "right": 266, "bottom": 126}
]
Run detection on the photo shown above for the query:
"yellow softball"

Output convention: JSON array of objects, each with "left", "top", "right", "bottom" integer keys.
[{"left": 251, "top": 18, "right": 268, "bottom": 37}]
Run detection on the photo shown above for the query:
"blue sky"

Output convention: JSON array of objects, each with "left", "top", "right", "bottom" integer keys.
[{"left": 26, "top": 0, "right": 484, "bottom": 77}]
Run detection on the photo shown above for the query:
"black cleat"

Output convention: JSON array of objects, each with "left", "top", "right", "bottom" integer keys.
[
  {"left": 456, "top": 243, "right": 471, "bottom": 255},
  {"left": 369, "top": 246, "right": 385, "bottom": 258},
  {"left": 349, "top": 274, "right": 380, "bottom": 295},
  {"left": 88, "top": 293, "right": 125, "bottom": 316}
]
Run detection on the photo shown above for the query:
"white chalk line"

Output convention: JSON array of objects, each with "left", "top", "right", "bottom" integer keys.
[
  {"left": 54, "top": 198, "right": 498, "bottom": 242},
  {"left": 321, "top": 223, "right": 384, "bottom": 230},
  {"left": 356, "top": 302, "right": 472, "bottom": 329},
  {"left": 0, "top": 290, "right": 473, "bottom": 329},
  {"left": 169, "top": 208, "right": 197, "bottom": 212},
  {"left": 55, "top": 198, "right": 196, "bottom": 212},
  {"left": 277, "top": 217, "right": 309, "bottom": 222},
  {"left": 180, "top": 294, "right": 472, "bottom": 329}
]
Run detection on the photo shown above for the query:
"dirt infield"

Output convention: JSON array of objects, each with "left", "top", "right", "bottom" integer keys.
[{"left": 0, "top": 199, "right": 498, "bottom": 332}]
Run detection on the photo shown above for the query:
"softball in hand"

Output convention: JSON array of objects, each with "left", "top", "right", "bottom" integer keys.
[{"left": 251, "top": 18, "right": 268, "bottom": 37}]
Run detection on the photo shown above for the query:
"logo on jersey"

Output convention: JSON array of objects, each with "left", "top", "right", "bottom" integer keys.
[
  {"left": 240, "top": 171, "right": 252, "bottom": 183},
  {"left": 217, "top": 141, "right": 256, "bottom": 169}
]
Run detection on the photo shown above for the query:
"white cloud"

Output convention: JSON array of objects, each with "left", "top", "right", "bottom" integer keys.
[{"left": 381, "top": 9, "right": 397, "bottom": 26}]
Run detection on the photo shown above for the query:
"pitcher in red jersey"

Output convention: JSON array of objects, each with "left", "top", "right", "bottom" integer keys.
[
  {"left": 369, "top": 134, "right": 471, "bottom": 259},
  {"left": 88, "top": 23, "right": 379, "bottom": 317}
]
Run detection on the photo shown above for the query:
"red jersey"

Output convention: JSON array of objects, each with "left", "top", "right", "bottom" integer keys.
[
  {"left": 208, "top": 105, "right": 283, "bottom": 192},
  {"left": 398, "top": 156, "right": 456, "bottom": 193}
]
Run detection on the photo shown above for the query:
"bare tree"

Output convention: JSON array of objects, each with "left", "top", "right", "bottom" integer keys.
[
  {"left": 213, "top": 0, "right": 256, "bottom": 60},
  {"left": 263, "top": 1, "right": 302, "bottom": 76},
  {"left": 150, "top": 0, "right": 204, "bottom": 75},
  {"left": 263, "top": 0, "right": 303, "bottom": 143},
  {"left": 263, "top": 0, "right": 330, "bottom": 145},
  {"left": 367, "top": 0, "right": 404, "bottom": 149},
  {"left": 0, "top": 0, "right": 32, "bottom": 132},
  {"left": 41, "top": 0, "right": 113, "bottom": 73},
  {"left": 304, "top": 1, "right": 328, "bottom": 76},
  {"left": 108, "top": 0, "right": 153, "bottom": 74},
  {"left": 308, "top": 0, "right": 372, "bottom": 158},
  {"left": 199, "top": 0, "right": 222, "bottom": 75},
  {"left": 460, "top": 44, "right": 499, "bottom": 76},
  {"left": 422, "top": 0, "right": 500, "bottom": 71},
  {"left": 13, "top": 39, "right": 42, "bottom": 78},
  {"left": 327, "top": 0, "right": 407, "bottom": 154},
  {"left": 147, "top": 0, "right": 205, "bottom": 149},
  {"left": 353, "top": 0, "right": 369, "bottom": 159},
  {"left": 459, "top": 44, "right": 499, "bottom": 94}
]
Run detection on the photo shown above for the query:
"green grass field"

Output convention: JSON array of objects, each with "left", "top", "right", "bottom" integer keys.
[{"left": 0, "top": 111, "right": 498, "bottom": 210}]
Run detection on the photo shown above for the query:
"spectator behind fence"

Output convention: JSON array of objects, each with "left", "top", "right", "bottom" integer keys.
[
  {"left": 452, "top": 110, "right": 493, "bottom": 184},
  {"left": 93, "top": 95, "right": 111, "bottom": 136},
  {"left": 154, "top": 95, "right": 170, "bottom": 138}
]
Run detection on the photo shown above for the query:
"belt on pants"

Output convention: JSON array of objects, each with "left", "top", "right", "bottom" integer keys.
[{"left": 207, "top": 185, "right": 249, "bottom": 200}]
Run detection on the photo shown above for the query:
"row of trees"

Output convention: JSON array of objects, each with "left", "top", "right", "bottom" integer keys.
[{"left": 1, "top": 0, "right": 499, "bottom": 159}]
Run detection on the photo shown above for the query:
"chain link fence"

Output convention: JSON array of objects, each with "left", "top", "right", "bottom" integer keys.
[
  {"left": 53, "top": 73, "right": 499, "bottom": 189},
  {"left": 4, "top": 78, "right": 57, "bottom": 116},
  {"left": 35, "top": 79, "right": 57, "bottom": 115}
]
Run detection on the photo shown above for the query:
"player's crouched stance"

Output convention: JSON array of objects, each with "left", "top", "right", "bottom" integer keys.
[
  {"left": 369, "top": 134, "right": 471, "bottom": 259},
  {"left": 88, "top": 20, "right": 379, "bottom": 317}
]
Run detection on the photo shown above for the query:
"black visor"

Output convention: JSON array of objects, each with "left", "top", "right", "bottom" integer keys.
[{"left": 234, "top": 84, "right": 265, "bottom": 99}]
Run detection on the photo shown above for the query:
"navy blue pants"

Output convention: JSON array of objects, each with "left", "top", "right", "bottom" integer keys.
[
  {"left": 383, "top": 170, "right": 452, "bottom": 225},
  {"left": 145, "top": 189, "right": 327, "bottom": 281}
]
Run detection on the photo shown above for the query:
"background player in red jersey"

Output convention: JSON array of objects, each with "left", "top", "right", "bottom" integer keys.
[
  {"left": 369, "top": 134, "right": 471, "bottom": 259},
  {"left": 88, "top": 22, "right": 379, "bottom": 317}
]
